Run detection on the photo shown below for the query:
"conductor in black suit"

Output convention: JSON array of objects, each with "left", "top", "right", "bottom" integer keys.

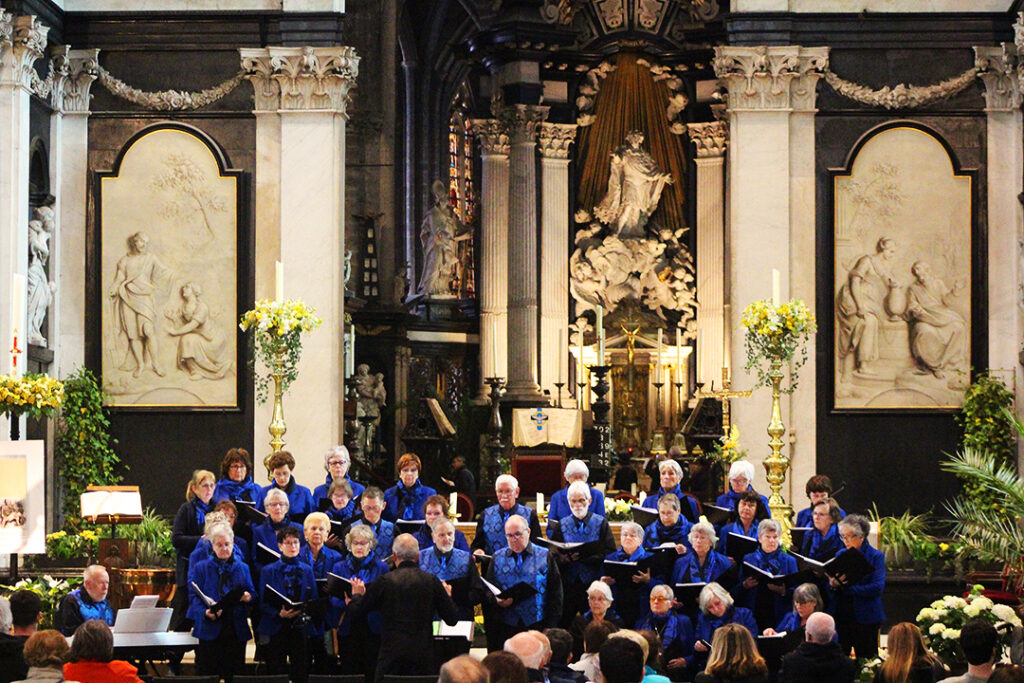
[{"left": 348, "top": 533, "right": 460, "bottom": 680}]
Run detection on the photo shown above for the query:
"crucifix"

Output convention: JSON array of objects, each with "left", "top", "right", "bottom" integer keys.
[{"left": 695, "top": 366, "right": 752, "bottom": 435}]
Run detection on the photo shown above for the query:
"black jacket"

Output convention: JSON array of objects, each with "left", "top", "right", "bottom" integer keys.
[
  {"left": 0, "top": 633, "right": 27, "bottom": 683},
  {"left": 347, "top": 560, "right": 460, "bottom": 680},
  {"left": 172, "top": 500, "right": 205, "bottom": 587},
  {"left": 779, "top": 641, "right": 858, "bottom": 683},
  {"left": 694, "top": 673, "right": 770, "bottom": 683},
  {"left": 547, "top": 662, "right": 588, "bottom": 683}
]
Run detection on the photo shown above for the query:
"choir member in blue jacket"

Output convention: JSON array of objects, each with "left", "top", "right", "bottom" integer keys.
[
  {"left": 187, "top": 507, "right": 248, "bottom": 570},
  {"left": 716, "top": 490, "right": 765, "bottom": 555},
  {"left": 413, "top": 494, "right": 470, "bottom": 551},
  {"left": 172, "top": 469, "right": 217, "bottom": 631},
  {"left": 547, "top": 459, "right": 606, "bottom": 529},
  {"left": 642, "top": 494, "right": 692, "bottom": 581},
  {"left": 794, "top": 475, "right": 846, "bottom": 529},
  {"left": 736, "top": 519, "right": 798, "bottom": 631},
  {"left": 187, "top": 522, "right": 254, "bottom": 682},
  {"left": 714, "top": 461, "right": 771, "bottom": 517},
  {"left": 382, "top": 452, "right": 437, "bottom": 523},
  {"left": 671, "top": 521, "right": 732, "bottom": 588},
  {"left": 689, "top": 583, "right": 758, "bottom": 674},
  {"left": 762, "top": 583, "right": 829, "bottom": 645},
  {"left": 323, "top": 479, "right": 360, "bottom": 552},
  {"left": 298, "top": 512, "right": 343, "bottom": 673},
  {"left": 257, "top": 525, "right": 318, "bottom": 682},
  {"left": 330, "top": 524, "right": 390, "bottom": 678},
  {"left": 213, "top": 447, "right": 262, "bottom": 505},
  {"left": 312, "top": 444, "right": 366, "bottom": 510},
  {"left": 258, "top": 450, "right": 315, "bottom": 518},
  {"left": 483, "top": 514, "right": 563, "bottom": 652},
  {"left": 801, "top": 499, "right": 842, "bottom": 561},
  {"left": 548, "top": 481, "right": 617, "bottom": 628},
  {"left": 351, "top": 486, "right": 395, "bottom": 562},
  {"left": 471, "top": 474, "right": 543, "bottom": 556},
  {"left": 251, "top": 488, "right": 304, "bottom": 581},
  {"left": 600, "top": 522, "right": 652, "bottom": 628},
  {"left": 637, "top": 584, "right": 694, "bottom": 681},
  {"left": 829, "top": 514, "right": 886, "bottom": 659},
  {"left": 569, "top": 581, "right": 624, "bottom": 660},
  {"left": 640, "top": 460, "right": 701, "bottom": 524}
]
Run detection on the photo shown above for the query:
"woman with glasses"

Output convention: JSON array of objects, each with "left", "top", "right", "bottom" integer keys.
[
  {"left": 382, "top": 452, "right": 437, "bottom": 523},
  {"left": 313, "top": 445, "right": 365, "bottom": 510},
  {"left": 801, "top": 499, "right": 842, "bottom": 562},
  {"left": 330, "top": 524, "right": 392, "bottom": 679},
  {"left": 637, "top": 584, "right": 695, "bottom": 681},
  {"left": 171, "top": 470, "right": 217, "bottom": 632},
  {"left": 714, "top": 461, "right": 770, "bottom": 517},
  {"left": 735, "top": 519, "right": 798, "bottom": 631},
  {"left": 213, "top": 448, "right": 262, "bottom": 505},
  {"left": 689, "top": 583, "right": 758, "bottom": 676},
  {"left": 251, "top": 488, "right": 304, "bottom": 581},
  {"left": 569, "top": 580, "right": 624, "bottom": 659},
  {"left": 829, "top": 514, "right": 886, "bottom": 659}
]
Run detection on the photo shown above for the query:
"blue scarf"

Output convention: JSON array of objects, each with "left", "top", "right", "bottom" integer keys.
[
  {"left": 397, "top": 480, "right": 423, "bottom": 520},
  {"left": 194, "top": 498, "right": 212, "bottom": 528},
  {"left": 217, "top": 477, "right": 257, "bottom": 502}
]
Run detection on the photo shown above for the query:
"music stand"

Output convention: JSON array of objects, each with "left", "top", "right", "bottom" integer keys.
[{"left": 81, "top": 486, "right": 144, "bottom": 565}]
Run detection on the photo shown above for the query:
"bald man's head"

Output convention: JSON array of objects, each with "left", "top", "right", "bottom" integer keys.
[
  {"left": 505, "top": 631, "right": 547, "bottom": 669},
  {"left": 805, "top": 612, "right": 835, "bottom": 644}
]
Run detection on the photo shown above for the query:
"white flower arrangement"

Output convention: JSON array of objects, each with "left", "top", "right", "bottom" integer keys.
[{"left": 917, "top": 584, "right": 1022, "bottom": 667}]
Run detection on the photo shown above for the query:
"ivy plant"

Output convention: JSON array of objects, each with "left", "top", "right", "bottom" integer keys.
[{"left": 955, "top": 372, "right": 1016, "bottom": 508}]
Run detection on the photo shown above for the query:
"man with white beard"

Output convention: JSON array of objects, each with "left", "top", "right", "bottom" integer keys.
[{"left": 419, "top": 517, "right": 485, "bottom": 659}]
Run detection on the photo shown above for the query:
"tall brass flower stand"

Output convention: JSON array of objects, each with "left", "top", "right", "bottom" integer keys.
[
  {"left": 763, "top": 357, "right": 794, "bottom": 545},
  {"left": 265, "top": 351, "right": 287, "bottom": 477}
]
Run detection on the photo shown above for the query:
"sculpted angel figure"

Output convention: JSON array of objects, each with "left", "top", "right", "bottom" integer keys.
[
  {"left": 27, "top": 206, "right": 57, "bottom": 346},
  {"left": 594, "top": 130, "right": 674, "bottom": 239}
]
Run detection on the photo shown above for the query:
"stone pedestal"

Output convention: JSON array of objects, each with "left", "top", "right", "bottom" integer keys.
[{"left": 241, "top": 46, "right": 360, "bottom": 487}]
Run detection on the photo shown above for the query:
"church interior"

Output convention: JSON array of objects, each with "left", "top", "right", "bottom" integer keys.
[{"left": 1, "top": 0, "right": 1024, "bottom": 677}]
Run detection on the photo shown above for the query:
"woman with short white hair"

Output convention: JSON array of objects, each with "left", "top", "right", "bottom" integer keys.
[
  {"left": 830, "top": 514, "right": 886, "bottom": 659},
  {"left": 715, "top": 460, "right": 770, "bottom": 514},
  {"left": 636, "top": 583, "right": 695, "bottom": 679},
  {"left": 600, "top": 521, "right": 653, "bottom": 628},
  {"left": 313, "top": 445, "right": 365, "bottom": 508},
  {"left": 250, "top": 487, "right": 303, "bottom": 578},
  {"left": 670, "top": 521, "right": 732, "bottom": 589},
  {"left": 638, "top": 459, "right": 701, "bottom": 524},
  {"left": 690, "top": 582, "right": 758, "bottom": 674},
  {"left": 330, "top": 523, "right": 389, "bottom": 678},
  {"left": 547, "top": 459, "right": 606, "bottom": 524},
  {"left": 735, "top": 518, "right": 798, "bottom": 632},
  {"left": 568, "top": 580, "right": 624, "bottom": 659}
]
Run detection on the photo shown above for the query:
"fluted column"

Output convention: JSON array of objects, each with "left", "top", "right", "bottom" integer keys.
[
  {"left": 686, "top": 120, "right": 728, "bottom": 389},
  {"left": 500, "top": 103, "right": 548, "bottom": 404},
  {"left": 714, "top": 45, "right": 828, "bottom": 505},
  {"left": 472, "top": 118, "right": 510, "bottom": 400},
  {"left": 977, "top": 40, "right": 1023, "bottom": 466},
  {"left": 241, "top": 46, "right": 360, "bottom": 485},
  {"left": 51, "top": 48, "right": 98, "bottom": 377},
  {"left": 538, "top": 122, "right": 577, "bottom": 404}
]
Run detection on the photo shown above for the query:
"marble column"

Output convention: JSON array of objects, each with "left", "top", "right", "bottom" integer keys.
[
  {"left": 471, "top": 118, "right": 509, "bottom": 400},
  {"left": 714, "top": 45, "right": 828, "bottom": 507},
  {"left": 240, "top": 46, "right": 360, "bottom": 486},
  {"left": 51, "top": 48, "right": 98, "bottom": 378},
  {"left": 977, "top": 41, "right": 1024, "bottom": 465},
  {"left": 500, "top": 103, "right": 548, "bottom": 404},
  {"left": 686, "top": 120, "right": 728, "bottom": 390},
  {"left": 538, "top": 122, "right": 577, "bottom": 405}
]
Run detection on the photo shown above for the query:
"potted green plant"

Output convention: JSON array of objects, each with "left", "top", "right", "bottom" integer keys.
[{"left": 114, "top": 507, "right": 176, "bottom": 605}]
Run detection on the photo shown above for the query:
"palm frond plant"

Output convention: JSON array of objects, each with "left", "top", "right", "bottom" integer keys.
[{"left": 869, "top": 504, "right": 935, "bottom": 570}]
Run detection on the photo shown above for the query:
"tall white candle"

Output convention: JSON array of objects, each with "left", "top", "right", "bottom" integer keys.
[
  {"left": 655, "top": 328, "right": 663, "bottom": 383},
  {"left": 536, "top": 492, "right": 544, "bottom": 512},
  {"left": 491, "top": 330, "right": 498, "bottom": 379},
  {"left": 772, "top": 268, "right": 780, "bottom": 307},
  {"left": 350, "top": 326, "right": 356, "bottom": 376},
  {"left": 275, "top": 261, "right": 284, "bottom": 302},
  {"left": 577, "top": 343, "right": 584, "bottom": 387},
  {"left": 449, "top": 491, "right": 458, "bottom": 516},
  {"left": 596, "top": 305, "right": 605, "bottom": 365},
  {"left": 675, "top": 327, "right": 682, "bottom": 374},
  {"left": 11, "top": 274, "right": 24, "bottom": 376},
  {"left": 558, "top": 329, "right": 564, "bottom": 385}
]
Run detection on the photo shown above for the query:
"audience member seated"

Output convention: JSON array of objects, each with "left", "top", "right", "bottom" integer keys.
[
  {"left": 714, "top": 461, "right": 771, "bottom": 517},
  {"left": 250, "top": 487, "right": 304, "bottom": 580},
  {"left": 570, "top": 581, "right": 623, "bottom": 660},
  {"left": 600, "top": 634, "right": 646, "bottom": 683},
  {"left": 351, "top": 486, "right": 395, "bottom": 562},
  {"left": 172, "top": 468, "right": 217, "bottom": 631},
  {"left": 570, "top": 620, "right": 618, "bottom": 683},
  {"left": 13, "top": 630, "right": 72, "bottom": 683},
  {"left": 472, "top": 474, "right": 543, "bottom": 557},
  {"left": 989, "top": 667, "right": 1024, "bottom": 683},
  {"left": 636, "top": 585, "right": 694, "bottom": 681},
  {"left": 641, "top": 459, "right": 701, "bottom": 524},
  {"left": 642, "top": 494, "right": 691, "bottom": 582},
  {"left": 0, "top": 597, "right": 27, "bottom": 683},
  {"left": 872, "top": 622, "right": 946, "bottom": 683},
  {"left": 794, "top": 476, "right": 846, "bottom": 529},
  {"left": 186, "top": 521, "right": 254, "bottom": 682},
  {"left": 736, "top": 519, "right": 798, "bottom": 631},
  {"left": 690, "top": 583, "right": 757, "bottom": 674},
  {"left": 505, "top": 630, "right": 551, "bottom": 683},
  {"left": 413, "top": 494, "right": 469, "bottom": 551},
  {"left": 800, "top": 499, "right": 842, "bottom": 562},
  {"left": 64, "top": 620, "right": 143, "bottom": 683},
  {"left": 671, "top": 521, "right": 732, "bottom": 589},
  {"left": 544, "top": 628, "right": 587, "bottom": 683},
  {"left": 549, "top": 481, "right": 616, "bottom": 627},
  {"left": 937, "top": 619, "right": 999, "bottom": 683},
  {"left": 716, "top": 491, "right": 766, "bottom": 555},
  {"left": 635, "top": 629, "right": 673, "bottom": 683},
  {"left": 828, "top": 514, "right": 886, "bottom": 660},
  {"left": 694, "top": 622, "right": 769, "bottom": 683},
  {"left": 57, "top": 566, "right": 113, "bottom": 637},
  {"left": 313, "top": 444, "right": 366, "bottom": 508},
  {"left": 440, "top": 654, "right": 490, "bottom": 683},
  {"left": 330, "top": 524, "right": 388, "bottom": 679},
  {"left": 547, "top": 460, "right": 607, "bottom": 524},
  {"left": 382, "top": 452, "right": 437, "bottom": 522},
  {"left": 212, "top": 447, "right": 262, "bottom": 505},
  {"left": 257, "top": 525, "right": 317, "bottom": 682},
  {"left": 483, "top": 650, "right": 530, "bottom": 683},
  {"left": 602, "top": 522, "right": 653, "bottom": 628},
  {"left": 778, "top": 612, "right": 856, "bottom": 683},
  {"left": 258, "top": 450, "right": 315, "bottom": 516}
]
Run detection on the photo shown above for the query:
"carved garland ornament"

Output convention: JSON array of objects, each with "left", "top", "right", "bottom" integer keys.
[
  {"left": 575, "top": 60, "right": 616, "bottom": 127},
  {"left": 822, "top": 67, "right": 978, "bottom": 110},
  {"left": 97, "top": 66, "right": 245, "bottom": 111},
  {"left": 636, "top": 57, "right": 689, "bottom": 134}
]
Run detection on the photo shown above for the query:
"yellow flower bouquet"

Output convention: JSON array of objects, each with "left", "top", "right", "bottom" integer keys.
[
  {"left": 710, "top": 424, "right": 747, "bottom": 466},
  {"left": 741, "top": 299, "right": 816, "bottom": 392},
  {"left": 239, "top": 299, "right": 322, "bottom": 403},
  {"left": 0, "top": 373, "right": 64, "bottom": 419}
]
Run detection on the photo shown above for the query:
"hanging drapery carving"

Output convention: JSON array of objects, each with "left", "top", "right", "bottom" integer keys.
[
  {"left": 97, "top": 66, "right": 245, "bottom": 111},
  {"left": 822, "top": 68, "right": 978, "bottom": 110}
]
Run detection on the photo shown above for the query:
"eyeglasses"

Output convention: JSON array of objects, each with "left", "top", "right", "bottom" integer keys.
[
  {"left": 266, "top": 502, "right": 288, "bottom": 509},
  {"left": 650, "top": 596, "right": 671, "bottom": 603},
  {"left": 839, "top": 533, "right": 858, "bottom": 541},
  {"left": 229, "top": 463, "right": 247, "bottom": 470},
  {"left": 505, "top": 531, "right": 526, "bottom": 539},
  {"left": 327, "top": 460, "right": 345, "bottom": 467}
]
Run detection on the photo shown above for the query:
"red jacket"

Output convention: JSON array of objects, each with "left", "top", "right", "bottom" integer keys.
[{"left": 63, "top": 660, "right": 143, "bottom": 683}]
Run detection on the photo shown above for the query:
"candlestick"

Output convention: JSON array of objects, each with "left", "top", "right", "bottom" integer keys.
[
  {"left": 655, "top": 328, "right": 663, "bottom": 384},
  {"left": 772, "top": 268, "right": 780, "bottom": 307},
  {"left": 596, "top": 306, "right": 605, "bottom": 365},
  {"left": 275, "top": 261, "right": 284, "bottom": 302}
]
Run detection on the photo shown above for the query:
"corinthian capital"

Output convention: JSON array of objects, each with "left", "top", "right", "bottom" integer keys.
[
  {"left": 0, "top": 15, "right": 49, "bottom": 91},
  {"left": 713, "top": 46, "right": 829, "bottom": 112},
  {"left": 975, "top": 44, "right": 1020, "bottom": 112},
  {"left": 49, "top": 47, "right": 99, "bottom": 114},
  {"left": 686, "top": 120, "right": 728, "bottom": 158},
  {"left": 538, "top": 123, "right": 577, "bottom": 159},
  {"left": 239, "top": 46, "right": 360, "bottom": 116},
  {"left": 497, "top": 104, "right": 549, "bottom": 145},
  {"left": 471, "top": 118, "right": 509, "bottom": 156}
]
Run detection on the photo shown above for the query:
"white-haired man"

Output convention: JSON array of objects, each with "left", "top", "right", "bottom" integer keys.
[
  {"left": 778, "top": 612, "right": 857, "bottom": 683},
  {"left": 547, "top": 460, "right": 605, "bottom": 524},
  {"left": 471, "top": 474, "right": 542, "bottom": 556},
  {"left": 57, "top": 565, "right": 114, "bottom": 636}
]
